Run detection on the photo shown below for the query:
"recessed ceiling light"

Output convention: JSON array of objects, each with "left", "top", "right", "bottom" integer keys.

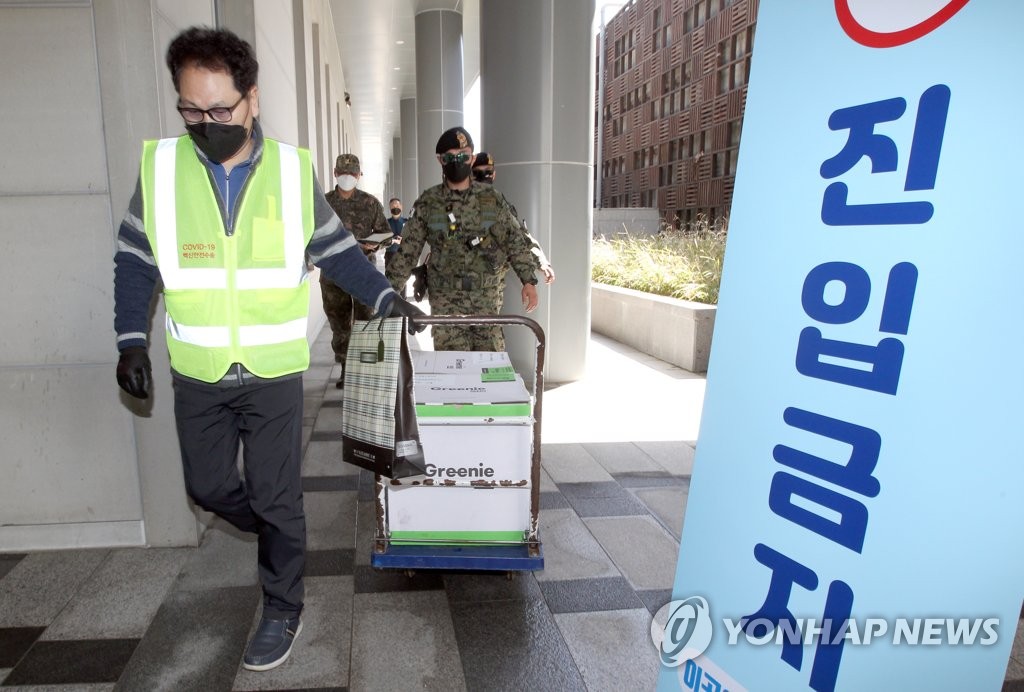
[
  {"left": 396, "top": 40, "right": 405, "bottom": 45},
  {"left": 393, "top": 66, "right": 400, "bottom": 71}
]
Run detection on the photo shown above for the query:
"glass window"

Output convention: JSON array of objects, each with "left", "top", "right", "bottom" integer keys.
[{"left": 718, "top": 67, "right": 730, "bottom": 94}]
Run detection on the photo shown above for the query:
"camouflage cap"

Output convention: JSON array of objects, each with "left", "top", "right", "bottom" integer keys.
[
  {"left": 435, "top": 126, "right": 474, "bottom": 154},
  {"left": 335, "top": 153, "right": 360, "bottom": 174},
  {"left": 472, "top": 151, "right": 494, "bottom": 169}
]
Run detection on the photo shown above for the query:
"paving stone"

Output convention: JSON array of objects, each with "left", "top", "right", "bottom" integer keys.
[
  {"left": 305, "top": 364, "right": 334, "bottom": 383},
  {"left": 558, "top": 481, "right": 649, "bottom": 518},
  {"left": 0, "top": 627, "right": 44, "bottom": 668},
  {"left": 115, "top": 586, "right": 256, "bottom": 692},
  {"left": 2, "top": 638, "right": 138, "bottom": 687},
  {"left": 0, "top": 553, "right": 27, "bottom": 581},
  {"left": 302, "top": 396, "right": 322, "bottom": 425},
  {"left": 174, "top": 522, "right": 258, "bottom": 592},
  {"left": 614, "top": 472, "right": 690, "bottom": 488},
  {"left": 539, "top": 491, "right": 571, "bottom": 510},
  {"left": 634, "top": 440, "right": 695, "bottom": 476},
  {"left": 302, "top": 475, "right": 359, "bottom": 492},
  {"left": 313, "top": 406, "right": 346, "bottom": 435},
  {"left": 0, "top": 550, "right": 107, "bottom": 627},
  {"left": 584, "top": 515, "right": 679, "bottom": 591},
  {"left": 304, "top": 491, "right": 358, "bottom": 551},
  {"left": 538, "top": 576, "right": 642, "bottom": 614},
  {"left": 539, "top": 466, "right": 558, "bottom": 492},
  {"left": 42, "top": 549, "right": 190, "bottom": 640},
  {"left": 444, "top": 571, "right": 542, "bottom": 604},
  {"left": 450, "top": 599, "right": 586, "bottom": 692},
  {"left": 540, "top": 444, "right": 614, "bottom": 484},
  {"left": 534, "top": 509, "right": 620, "bottom": 583},
  {"left": 581, "top": 441, "right": 663, "bottom": 474},
  {"left": 354, "top": 500, "right": 382, "bottom": 567},
  {"left": 302, "top": 439, "right": 355, "bottom": 478},
  {"left": 350, "top": 591, "right": 464, "bottom": 691},
  {"left": 637, "top": 589, "right": 675, "bottom": 616},
  {"left": 305, "top": 549, "right": 355, "bottom": 577},
  {"left": 633, "top": 486, "right": 689, "bottom": 540},
  {"left": 352, "top": 565, "right": 444, "bottom": 594},
  {"left": 554, "top": 609, "right": 660, "bottom": 692}
]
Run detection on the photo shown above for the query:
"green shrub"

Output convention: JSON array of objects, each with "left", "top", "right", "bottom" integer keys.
[{"left": 592, "top": 214, "right": 727, "bottom": 305}]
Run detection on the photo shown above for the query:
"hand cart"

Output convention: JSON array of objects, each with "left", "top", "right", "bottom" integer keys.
[{"left": 369, "top": 314, "right": 545, "bottom": 574}]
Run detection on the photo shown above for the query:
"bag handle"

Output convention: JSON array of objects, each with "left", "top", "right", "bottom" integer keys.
[{"left": 357, "top": 316, "right": 402, "bottom": 363}]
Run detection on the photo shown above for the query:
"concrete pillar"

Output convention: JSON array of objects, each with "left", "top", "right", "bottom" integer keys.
[
  {"left": 401, "top": 97, "right": 418, "bottom": 206},
  {"left": 215, "top": 0, "right": 255, "bottom": 46},
  {"left": 480, "top": 0, "right": 594, "bottom": 382},
  {"left": 392, "top": 136, "right": 402, "bottom": 203},
  {"left": 414, "top": 4, "right": 464, "bottom": 193}
]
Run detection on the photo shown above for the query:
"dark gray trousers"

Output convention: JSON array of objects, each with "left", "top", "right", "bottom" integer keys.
[{"left": 172, "top": 375, "right": 305, "bottom": 619}]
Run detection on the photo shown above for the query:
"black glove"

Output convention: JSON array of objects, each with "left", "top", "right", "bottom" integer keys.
[
  {"left": 386, "top": 295, "right": 427, "bottom": 333},
  {"left": 116, "top": 346, "right": 152, "bottom": 400},
  {"left": 410, "top": 265, "right": 429, "bottom": 302}
]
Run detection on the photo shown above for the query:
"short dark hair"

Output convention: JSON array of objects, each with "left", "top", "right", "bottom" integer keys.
[
  {"left": 389, "top": 198, "right": 401, "bottom": 205},
  {"left": 166, "top": 26, "right": 258, "bottom": 95}
]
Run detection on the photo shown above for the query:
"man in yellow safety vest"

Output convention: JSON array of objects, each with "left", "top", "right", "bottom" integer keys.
[{"left": 112, "top": 26, "right": 423, "bottom": 672}]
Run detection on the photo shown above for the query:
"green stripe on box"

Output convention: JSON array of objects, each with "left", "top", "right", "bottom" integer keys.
[
  {"left": 416, "top": 403, "right": 531, "bottom": 418},
  {"left": 390, "top": 530, "right": 524, "bottom": 544}
]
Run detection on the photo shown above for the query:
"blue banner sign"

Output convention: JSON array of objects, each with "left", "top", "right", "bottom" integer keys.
[{"left": 659, "top": 2, "right": 1023, "bottom": 690}]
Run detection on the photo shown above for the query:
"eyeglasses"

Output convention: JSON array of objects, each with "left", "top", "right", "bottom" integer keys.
[
  {"left": 440, "top": 152, "right": 472, "bottom": 165},
  {"left": 177, "top": 93, "right": 248, "bottom": 124}
]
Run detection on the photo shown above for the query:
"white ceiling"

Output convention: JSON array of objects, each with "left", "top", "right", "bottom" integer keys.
[{"left": 327, "top": 0, "right": 468, "bottom": 195}]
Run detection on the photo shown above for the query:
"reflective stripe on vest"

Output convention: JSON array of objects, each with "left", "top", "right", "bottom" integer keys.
[{"left": 142, "top": 136, "right": 314, "bottom": 381}]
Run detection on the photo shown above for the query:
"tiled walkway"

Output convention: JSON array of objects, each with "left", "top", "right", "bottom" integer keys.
[{"left": 1, "top": 328, "right": 1022, "bottom": 691}]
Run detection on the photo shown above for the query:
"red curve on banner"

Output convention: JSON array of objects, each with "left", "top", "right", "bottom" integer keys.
[{"left": 835, "top": 0, "right": 970, "bottom": 48}]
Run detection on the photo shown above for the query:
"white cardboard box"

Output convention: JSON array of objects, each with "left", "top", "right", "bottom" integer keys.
[
  {"left": 411, "top": 349, "right": 512, "bottom": 374},
  {"left": 386, "top": 485, "right": 531, "bottom": 537},
  {"left": 413, "top": 373, "right": 532, "bottom": 424},
  {"left": 403, "top": 423, "right": 533, "bottom": 485},
  {"left": 385, "top": 364, "right": 535, "bottom": 541}
]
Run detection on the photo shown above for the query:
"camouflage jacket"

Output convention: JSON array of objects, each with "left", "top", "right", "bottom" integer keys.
[
  {"left": 385, "top": 182, "right": 539, "bottom": 292},
  {"left": 324, "top": 187, "right": 390, "bottom": 258},
  {"left": 488, "top": 185, "right": 552, "bottom": 270}
]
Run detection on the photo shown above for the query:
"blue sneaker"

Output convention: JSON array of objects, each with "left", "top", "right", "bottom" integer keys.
[{"left": 242, "top": 616, "right": 302, "bottom": 671}]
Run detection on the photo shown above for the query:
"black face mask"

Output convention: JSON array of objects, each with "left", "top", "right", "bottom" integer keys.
[
  {"left": 473, "top": 169, "right": 494, "bottom": 184},
  {"left": 186, "top": 122, "right": 250, "bottom": 163},
  {"left": 390, "top": 208, "right": 402, "bottom": 216},
  {"left": 443, "top": 160, "right": 472, "bottom": 183}
]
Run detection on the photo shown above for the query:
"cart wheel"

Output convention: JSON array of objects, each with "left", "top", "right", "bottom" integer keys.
[
  {"left": 404, "top": 569, "right": 416, "bottom": 578},
  {"left": 506, "top": 571, "right": 516, "bottom": 581}
]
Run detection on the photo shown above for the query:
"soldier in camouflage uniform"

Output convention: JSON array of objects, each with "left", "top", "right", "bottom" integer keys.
[
  {"left": 472, "top": 151, "right": 556, "bottom": 284},
  {"left": 386, "top": 127, "right": 540, "bottom": 352},
  {"left": 322, "top": 153, "right": 391, "bottom": 385}
]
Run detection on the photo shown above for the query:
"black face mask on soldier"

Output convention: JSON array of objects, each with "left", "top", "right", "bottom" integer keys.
[
  {"left": 186, "top": 122, "right": 250, "bottom": 163},
  {"left": 441, "top": 152, "right": 473, "bottom": 183},
  {"left": 473, "top": 169, "right": 494, "bottom": 184},
  {"left": 443, "top": 161, "right": 472, "bottom": 183}
]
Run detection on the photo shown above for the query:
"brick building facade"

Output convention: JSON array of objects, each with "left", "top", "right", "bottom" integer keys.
[{"left": 596, "top": 0, "right": 759, "bottom": 226}]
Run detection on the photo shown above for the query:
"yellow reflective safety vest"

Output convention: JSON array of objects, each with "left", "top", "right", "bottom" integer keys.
[{"left": 140, "top": 136, "right": 315, "bottom": 383}]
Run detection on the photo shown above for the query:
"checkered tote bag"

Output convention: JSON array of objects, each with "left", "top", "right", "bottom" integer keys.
[{"left": 341, "top": 317, "right": 425, "bottom": 478}]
